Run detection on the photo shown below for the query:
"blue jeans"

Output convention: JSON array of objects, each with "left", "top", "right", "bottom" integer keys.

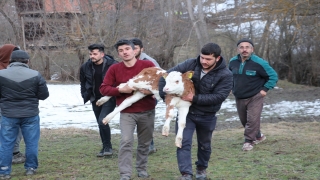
[
  {"left": 0, "top": 112, "right": 23, "bottom": 153},
  {"left": 176, "top": 113, "right": 217, "bottom": 175},
  {"left": 0, "top": 115, "right": 40, "bottom": 175}
]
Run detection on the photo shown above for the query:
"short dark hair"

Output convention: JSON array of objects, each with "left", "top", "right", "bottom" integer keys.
[
  {"left": 201, "top": 43, "right": 221, "bottom": 58},
  {"left": 88, "top": 44, "right": 104, "bottom": 52},
  {"left": 130, "top": 38, "right": 143, "bottom": 48},
  {"left": 114, "top": 39, "right": 135, "bottom": 52}
]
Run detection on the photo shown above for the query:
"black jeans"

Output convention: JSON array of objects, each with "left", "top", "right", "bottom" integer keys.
[
  {"left": 92, "top": 97, "right": 116, "bottom": 149},
  {"left": 176, "top": 113, "right": 217, "bottom": 175}
]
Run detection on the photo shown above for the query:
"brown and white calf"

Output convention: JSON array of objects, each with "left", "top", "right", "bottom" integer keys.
[
  {"left": 97, "top": 67, "right": 167, "bottom": 124},
  {"left": 162, "top": 71, "right": 195, "bottom": 148},
  {"left": 97, "top": 67, "right": 195, "bottom": 148}
]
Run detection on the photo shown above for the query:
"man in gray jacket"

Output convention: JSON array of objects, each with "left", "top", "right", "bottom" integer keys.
[
  {"left": 131, "top": 38, "right": 160, "bottom": 154},
  {"left": 0, "top": 50, "right": 49, "bottom": 179}
]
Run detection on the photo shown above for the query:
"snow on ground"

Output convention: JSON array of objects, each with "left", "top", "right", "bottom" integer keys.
[{"left": 39, "top": 84, "right": 320, "bottom": 134}]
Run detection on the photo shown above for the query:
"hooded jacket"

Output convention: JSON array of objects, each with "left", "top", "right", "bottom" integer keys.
[
  {"left": 159, "top": 56, "right": 233, "bottom": 114},
  {"left": 0, "top": 44, "right": 18, "bottom": 70}
]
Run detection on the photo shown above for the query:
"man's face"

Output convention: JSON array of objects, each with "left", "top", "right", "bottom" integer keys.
[
  {"left": 133, "top": 45, "right": 143, "bottom": 59},
  {"left": 117, "top": 44, "right": 135, "bottom": 61},
  {"left": 200, "top": 53, "right": 220, "bottom": 71},
  {"left": 237, "top": 42, "right": 254, "bottom": 60},
  {"left": 89, "top": 49, "right": 104, "bottom": 65}
]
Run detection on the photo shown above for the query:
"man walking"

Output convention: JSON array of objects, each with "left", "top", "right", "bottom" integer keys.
[
  {"left": 80, "top": 44, "right": 118, "bottom": 157},
  {"left": 228, "top": 38, "right": 278, "bottom": 151},
  {"left": 159, "top": 43, "right": 233, "bottom": 180},
  {"left": 131, "top": 38, "right": 159, "bottom": 154},
  {"left": 0, "top": 50, "right": 49, "bottom": 179},
  {"left": 100, "top": 39, "right": 156, "bottom": 180}
]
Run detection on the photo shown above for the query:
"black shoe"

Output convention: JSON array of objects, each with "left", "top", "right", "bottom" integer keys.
[
  {"left": 12, "top": 152, "right": 26, "bottom": 164},
  {"left": 96, "top": 147, "right": 113, "bottom": 157},
  {"left": 25, "top": 168, "right": 36, "bottom": 176},
  {"left": 196, "top": 169, "right": 207, "bottom": 180}
]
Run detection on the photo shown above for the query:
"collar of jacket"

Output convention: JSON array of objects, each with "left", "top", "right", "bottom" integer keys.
[{"left": 8, "top": 62, "right": 29, "bottom": 68}]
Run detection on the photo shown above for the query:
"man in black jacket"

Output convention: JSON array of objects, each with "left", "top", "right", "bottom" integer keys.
[
  {"left": 0, "top": 50, "right": 49, "bottom": 179},
  {"left": 159, "top": 43, "right": 233, "bottom": 180},
  {"left": 80, "top": 44, "right": 118, "bottom": 157}
]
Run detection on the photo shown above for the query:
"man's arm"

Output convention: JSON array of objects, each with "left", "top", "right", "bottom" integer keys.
[{"left": 37, "top": 73, "right": 49, "bottom": 100}]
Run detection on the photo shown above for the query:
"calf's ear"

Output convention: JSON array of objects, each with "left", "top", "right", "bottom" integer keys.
[{"left": 186, "top": 71, "right": 194, "bottom": 79}]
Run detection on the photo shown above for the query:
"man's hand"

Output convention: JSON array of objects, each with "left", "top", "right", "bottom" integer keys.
[
  {"left": 260, "top": 90, "right": 267, "bottom": 97},
  {"left": 181, "top": 89, "right": 194, "bottom": 102},
  {"left": 118, "top": 84, "right": 135, "bottom": 93}
]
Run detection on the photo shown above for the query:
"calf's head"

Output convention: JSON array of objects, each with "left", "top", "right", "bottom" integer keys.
[{"left": 163, "top": 71, "right": 194, "bottom": 96}]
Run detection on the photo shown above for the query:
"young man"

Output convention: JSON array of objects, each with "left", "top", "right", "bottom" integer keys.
[
  {"left": 0, "top": 50, "right": 49, "bottom": 179},
  {"left": 159, "top": 43, "right": 233, "bottom": 180},
  {"left": 131, "top": 38, "right": 159, "bottom": 154},
  {"left": 228, "top": 38, "right": 278, "bottom": 151},
  {"left": 100, "top": 39, "right": 156, "bottom": 180},
  {"left": 0, "top": 44, "right": 26, "bottom": 164},
  {"left": 80, "top": 44, "right": 118, "bottom": 157}
]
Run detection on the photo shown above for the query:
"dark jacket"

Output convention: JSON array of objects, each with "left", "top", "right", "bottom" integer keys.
[
  {"left": 229, "top": 54, "right": 278, "bottom": 99},
  {"left": 0, "top": 62, "right": 49, "bottom": 118},
  {"left": 80, "top": 55, "right": 118, "bottom": 104},
  {"left": 159, "top": 56, "right": 233, "bottom": 115}
]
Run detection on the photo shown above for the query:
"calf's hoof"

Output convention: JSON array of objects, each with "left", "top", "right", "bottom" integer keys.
[
  {"left": 175, "top": 137, "right": 182, "bottom": 148},
  {"left": 162, "top": 126, "right": 170, "bottom": 136}
]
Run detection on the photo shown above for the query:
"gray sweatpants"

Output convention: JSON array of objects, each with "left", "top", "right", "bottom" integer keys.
[
  {"left": 236, "top": 92, "right": 264, "bottom": 142},
  {"left": 118, "top": 109, "right": 155, "bottom": 178}
]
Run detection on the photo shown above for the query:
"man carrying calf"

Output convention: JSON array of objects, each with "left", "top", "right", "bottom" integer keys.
[
  {"left": 100, "top": 39, "right": 156, "bottom": 180},
  {"left": 159, "top": 43, "right": 233, "bottom": 180}
]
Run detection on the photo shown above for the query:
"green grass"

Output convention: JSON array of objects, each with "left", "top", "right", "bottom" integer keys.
[{"left": 10, "top": 121, "right": 320, "bottom": 180}]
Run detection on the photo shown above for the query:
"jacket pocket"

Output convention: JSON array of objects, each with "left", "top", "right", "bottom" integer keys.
[{"left": 246, "top": 70, "right": 256, "bottom": 76}]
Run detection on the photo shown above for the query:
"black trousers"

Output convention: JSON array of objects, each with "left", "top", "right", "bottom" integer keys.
[{"left": 92, "top": 97, "right": 116, "bottom": 148}]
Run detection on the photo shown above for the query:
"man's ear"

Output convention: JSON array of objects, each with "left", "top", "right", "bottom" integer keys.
[{"left": 141, "top": 47, "right": 144, "bottom": 52}]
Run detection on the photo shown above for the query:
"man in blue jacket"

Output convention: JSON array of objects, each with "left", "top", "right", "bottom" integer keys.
[
  {"left": 0, "top": 50, "right": 49, "bottom": 179},
  {"left": 159, "top": 43, "right": 233, "bottom": 180},
  {"left": 229, "top": 38, "right": 278, "bottom": 151}
]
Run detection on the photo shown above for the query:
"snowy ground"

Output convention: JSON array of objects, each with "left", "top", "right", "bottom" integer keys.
[{"left": 39, "top": 84, "right": 320, "bottom": 134}]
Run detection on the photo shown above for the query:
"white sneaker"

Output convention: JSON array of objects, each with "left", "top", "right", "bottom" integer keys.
[{"left": 242, "top": 142, "right": 254, "bottom": 151}]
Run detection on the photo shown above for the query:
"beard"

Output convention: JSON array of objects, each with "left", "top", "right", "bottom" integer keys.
[{"left": 135, "top": 50, "right": 142, "bottom": 59}]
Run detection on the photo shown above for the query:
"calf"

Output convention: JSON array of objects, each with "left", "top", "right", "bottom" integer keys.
[
  {"left": 162, "top": 71, "right": 195, "bottom": 148},
  {"left": 98, "top": 67, "right": 167, "bottom": 124}
]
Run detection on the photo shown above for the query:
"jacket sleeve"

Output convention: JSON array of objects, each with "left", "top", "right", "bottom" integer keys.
[
  {"left": 37, "top": 73, "right": 49, "bottom": 100},
  {"left": 100, "top": 65, "right": 121, "bottom": 97}
]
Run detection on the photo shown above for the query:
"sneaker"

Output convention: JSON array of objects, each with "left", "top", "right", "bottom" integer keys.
[
  {"left": 120, "top": 176, "right": 130, "bottom": 180},
  {"left": 242, "top": 142, "right": 254, "bottom": 151},
  {"left": 96, "top": 147, "right": 113, "bottom": 157},
  {"left": 25, "top": 168, "right": 36, "bottom": 176},
  {"left": 178, "top": 173, "right": 193, "bottom": 180},
  {"left": 254, "top": 134, "right": 266, "bottom": 145},
  {"left": 148, "top": 145, "right": 157, "bottom": 155},
  {"left": 196, "top": 169, "right": 207, "bottom": 180},
  {"left": 137, "top": 171, "right": 149, "bottom": 178},
  {"left": 12, "top": 152, "right": 26, "bottom": 164},
  {"left": 0, "top": 174, "right": 11, "bottom": 180}
]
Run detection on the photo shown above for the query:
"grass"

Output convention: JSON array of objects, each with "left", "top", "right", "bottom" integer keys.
[{"left": 9, "top": 121, "right": 320, "bottom": 180}]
